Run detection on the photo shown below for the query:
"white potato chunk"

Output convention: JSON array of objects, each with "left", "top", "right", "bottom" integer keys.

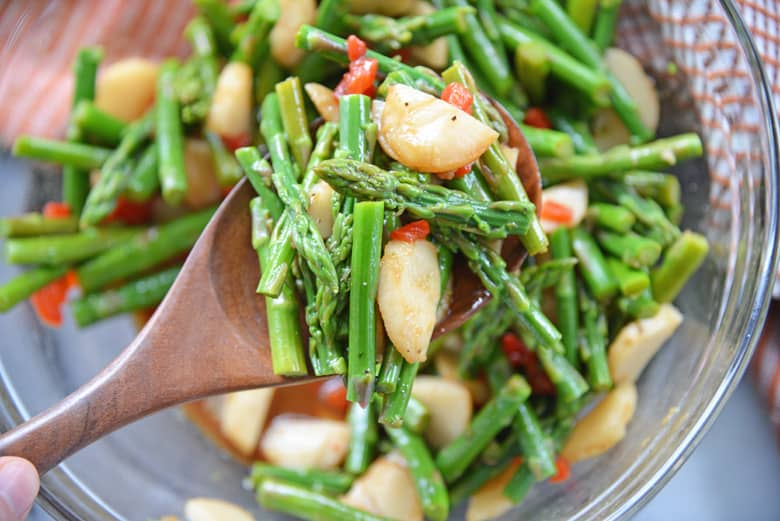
[
  {"left": 540, "top": 179, "right": 588, "bottom": 234},
  {"left": 378, "top": 239, "right": 440, "bottom": 363},
  {"left": 95, "top": 58, "right": 158, "bottom": 122},
  {"left": 260, "top": 415, "right": 350, "bottom": 470},
  {"left": 183, "top": 139, "right": 222, "bottom": 209},
  {"left": 219, "top": 388, "right": 275, "bottom": 456},
  {"left": 379, "top": 85, "right": 498, "bottom": 173},
  {"left": 185, "top": 498, "right": 255, "bottom": 521},
  {"left": 608, "top": 304, "right": 683, "bottom": 385},
  {"left": 270, "top": 0, "right": 317, "bottom": 68},
  {"left": 466, "top": 459, "right": 523, "bottom": 521},
  {"left": 307, "top": 180, "right": 335, "bottom": 238},
  {"left": 407, "top": 2, "right": 448, "bottom": 69},
  {"left": 341, "top": 454, "right": 423, "bottom": 521},
  {"left": 605, "top": 47, "right": 660, "bottom": 133},
  {"left": 411, "top": 376, "right": 472, "bottom": 449},
  {"left": 348, "top": 0, "right": 413, "bottom": 15},
  {"left": 500, "top": 145, "right": 520, "bottom": 171},
  {"left": 592, "top": 108, "right": 631, "bottom": 151},
  {"left": 561, "top": 383, "right": 638, "bottom": 464},
  {"left": 206, "top": 62, "right": 253, "bottom": 139},
  {"left": 305, "top": 83, "right": 339, "bottom": 123}
]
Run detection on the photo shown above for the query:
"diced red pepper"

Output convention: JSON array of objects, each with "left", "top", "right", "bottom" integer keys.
[
  {"left": 335, "top": 56, "right": 379, "bottom": 97},
  {"left": 221, "top": 133, "right": 252, "bottom": 152},
  {"left": 441, "top": 82, "right": 474, "bottom": 115},
  {"left": 318, "top": 377, "right": 348, "bottom": 414},
  {"left": 501, "top": 332, "right": 556, "bottom": 395},
  {"left": 549, "top": 457, "right": 571, "bottom": 483},
  {"left": 390, "top": 220, "right": 431, "bottom": 243},
  {"left": 453, "top": 162, "right": 473, "bottom": 178},
  {"left": 347, "top": 34, "right": 368, "bottom": 61},
  {"left": 103, "top": 196, "right": 153, "bottom": 226},
  {"left": 523, "top": 107, "right": 553, "bottom": 129},
  {"left": 540, "top": 200, "right": 574, "bottom": 224},
  {"left": 502, "top": 333, "right": 533, "bottom": 367},
  {"left": 390, "top": 48, "right": 412, "bottom": 63},
  {"left": 42, "top": 202, "right": 72, "bottom": 219},
  {"left": 30, "top": 270, "right": 78, "bottom": 327}
]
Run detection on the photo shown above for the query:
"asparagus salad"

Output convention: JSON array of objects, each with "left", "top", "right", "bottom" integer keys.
[{"left": 1, "top": 0, "right": 709, "bottom": 520}]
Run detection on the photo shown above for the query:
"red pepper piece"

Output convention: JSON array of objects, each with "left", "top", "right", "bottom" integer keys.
[
  {"left": 42, "top": 202, "right": 72, "bottom": 219},
  {"left": 441, "top": 82, "right": 474, "bottom": 114},
  {"left": 523, "top": 107, "right": 553, "bottom": 129},
  {"left": 540, "top": 200, "right": 574, "bottom": 224},
  {"left": 390, "top": 220, "right": 431, "bottom": 243}
]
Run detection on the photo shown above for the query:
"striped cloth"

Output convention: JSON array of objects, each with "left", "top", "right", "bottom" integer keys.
[{"left": 0, "top": 0, "right": 779, "bottom": 438}]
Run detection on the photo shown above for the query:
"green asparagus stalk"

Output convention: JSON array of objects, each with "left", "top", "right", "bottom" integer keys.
[
  {"left": 376, "top": 344, "right": 405, "bottom": 394},
  {"left": 535, "top": 342, "right": 590, "bottom": 401},
  {"left": 72, "top": 101, "right": 127, "bottom": 145},
  {"left": 594, "top": 181, "right": 680, "bottom": 246},
  {"left": 578, "top": 285, "right": 612, "bottom": 391},
  {"left": 345, "top": 401, "right": 378, "bottom": 474},
  {"left": 607, "top": 257, "right": 649, "bottom": 296},
  {"left": 503, "top": 463, "right": 535, "bottom": 502},
  {"left": 347, "top": 201, "right": 384, "bottom": 404},
  {"left": 185, "top": 16, "right": 220, "bottom": 93},
  {"left": 592, "top": 0, "right": 623, "bottom": 51},
  {"left": 379, "top": 360, "right": 419, "bottom": 427},
  {"left": 458, "top": 296, "right": 512, "bottom": 377},
  {"left": 441, "top": 61, "right": 549, "bottom": 254},
  {"left": 403, "top": 396, "right": 430, "bottom": 434},
  {"left": 71, "top": 266, "right": 180, "bottom": 327},
  {"left": 232, "top": 0, "right": 280, "bottom": 65},
  {"left": 617, "top": 287, "right": 660, "bottom": 319},
  {"left": 346, "top": 6, "right": 473, "bottom": 50},
  {"left": 296, "top": 0, "right": 349, "bottom": 84},
  {"left": 550, "top": 228, "right": 579, "bottom": 365},
  {"left": 315, "top": 159, "right": 535, "bottom": 239},
  {"left": 257, "top": 479, "right": 393, "bottom": 521},
  {"left": 497, "top": 16, "right": 611, "bottom": 105},
  {"left": 0, "top": 214, "right": 78, "bottom": 238},
  {"left": 204, "top": 131, "right": 243, "bottom": 188},
  {"left": 475, "top": 0, "right": 503, "bottom": 46},
  {"left": 384, "top": 426, "right": 450, "bottom": 521},
  {"left": 622, "top": 170, "right": 681, "bottom": 208},
  {"left": 542, "top": 133, "right": 703, "bottom": 182},
  {"left": 436, "top": 375, "right": 532, "bottom": 483},
  {"left": 5, "top": 227, "right": 140, "bottom": 266},
  {"left": 0, "top": 267, "right": 68, "bottom": 312},
  {"left": 193, "top": 0, "right": 235, "bottom": 56},
  {"left": 514, "top": 402, "right": 557, "bottom": 481},
  {"left": 249, "top": 464, "right": 354, "bottom": 495},
  {"left": 255, "top": 46, "right": 286, "bottom": 103},
  {"left": 156, "top": 60, "right": 188, "bottom": 206},
  {"left": 276, "top": 77, "right": 313, "bottom": 171},
  {"left": 587, "top": 202, "right": 635, "bottom": 233},
  {"left": 596, "top": 230, "right": 662, "bottom": 268},
  {"left": 566, "top": 0, "right": 599, "bottom": 33},
  {"left": 235, "top": 148, "right": 285, "bottom": 228},
  {"left": 651, "top": 231, "right": 709, "bottom": 303},
  {"left": 571, "top": 226, "right": 618, "bottom": 302},
  {"left": 81, "top": 110, "right": 155, "bottom": 226},
  {"left": 514, "top": 40, "right": 550, "bottom": 103},
  {"left": 520, "top": 124, "right": 575, "bottom": 158},
  {"left": 547, "top": 107, "right": 598, "bottom": 155},
  {"left": 76, "top": 208, "right": 214, "bottom": 293},
  {"left": 63, "top": 46, "right": 103, "bottom": 215},
  {"left": 12, "top": 137, "right": 111, "bottom": 169},
  {"left": 124, "top": 143, "right": 160, "bottom": 202},
  {"left": 449, "top": 449, "right": 518, "bottom": 505}
]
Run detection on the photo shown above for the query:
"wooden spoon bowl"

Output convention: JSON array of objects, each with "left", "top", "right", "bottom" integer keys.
[{"left": 0, "top": 100, "right": 541, "bottom": 474}]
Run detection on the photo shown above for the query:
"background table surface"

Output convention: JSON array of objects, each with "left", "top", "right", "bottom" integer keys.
[{"left": 26, "top": 380, "right": 780, "bottom": 520}]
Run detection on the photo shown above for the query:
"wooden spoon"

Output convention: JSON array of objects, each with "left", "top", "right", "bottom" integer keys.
[{"left": 0, "top": 101, "right": 541, "bottom": 474}]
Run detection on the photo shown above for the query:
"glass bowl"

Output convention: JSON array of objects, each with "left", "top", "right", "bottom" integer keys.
[{"left": 0, "top": 0, "right": 778, "bottom": 519}]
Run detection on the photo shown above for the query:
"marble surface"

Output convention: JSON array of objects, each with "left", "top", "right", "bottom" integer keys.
[{"left": 26, "top": 379, "right": 780, "bottom": 521}]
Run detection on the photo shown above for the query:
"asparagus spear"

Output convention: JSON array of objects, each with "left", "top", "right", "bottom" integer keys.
[
  {"left": 345, "top": 401, "right": 378, "bottom": 474},
  {"left": 193, "top": 0, "right": 235, "bottom": 56},
  {"left": 458, "top": 296, "right": 512, "bottom": 377},
  {"left": 376, "top": 344, "right": 405, "bottom": 394},
  {"left": 296, "top": 0, "right": 349, "bottom": 84},
  {"left": 379, "top": 359, "right": 419, "bottom": 427},
  {"left": 514, "top": 40, "right": 550, "bottom": 103},
  {"left": 546, "top": 107, "right": 599, "bottom": 155},
  {"left": 347, "top": 201, "right": 384, "bottom": 404},
  {"left": 403, "top": 396, "right": 430, "bottom": 434},
  {"left": 72, "top": 101, "right": 126, "bottom": 145},
  {"left": 182, "top": 17, "right": 220, "bottom": 123},
  {"left": 566, "top": 0, "right": 599, "bottom": 33},
  {"left": 63, "top": 46, "right": 103, "bottom": 215},
  {"left": 587, "top": 202, "right": 635, "bottom": 233},
  {"left": 257, "top": 479, "right": 393, "bottom": 521},
  {"left": 71, "top": 266, "right": 180, "bottom": 327},
  {"left": 592, "top": 0, "right": 623, "bottom": 51},
  {"left": 622, "top": 170, "right": 681, "bottom": 208},
  {"left": 617, "top": 287, "right": 660, "bottom": 319},
  {"left": 607, "top": 257, "right": 649, "bottom": 296},
  {"left": 5, "top": 227, "right": 140, "bottom": 266},
  {"left": 597, "top": 230, "right": 662, "bottom": 268},
  {"left": 13, "top": 137, "right": 111, "bottom": 169},
  {"left": 571, "top": 226, "right": 618, "bottom": 302},
  {"left": 124, "top": 143, "right": 160, "bottom": 202},
  {"left": 81, "top": 110, "right": 155, "bottom": 226},
  {"left": 276, "top": 77, "right": 313, "bottom": 171},
  {"left": 514, "top": 402, "right": 557, "bottom": 481},
  {"left": 550, "top": 228, "right": 579, "bottom": 365},
  {"left": 497, "top": 16, "right": 611, "bottom": 105},
  {"left": 503, "top": 464, "right": 535, "bottom": 502},
  {"left": 156, "top": 60, "right": 188, "bottom": 206},
  {"left": 204, "top": 131, "right": 243, "bottom": 188},
  {"left": 249, "top": 464, "right": 354, "bottom": 495},
  {"left": 384, "top": 426, "right": 450, "bottom": 521},
  {"left": 76, "top": 208, "right": 214, "bottom": 293},
  {"left": 0, "top": 267, "right": 68, "bottom": 312},
  {"left": 578, "top": 285, "right": 612, "bottom": 391},
  {"left": 535, "top": 343, "right": 590, "bottom": 402},
  {"left": 314, "top": 159, "right": 535, "bottom": 239},
  {"left": 346, "top": 6, "right": 474, "bottom": 50},
  {"left": 651, "top": 231, "right": 709, "bottom": 303},
  {"left": 520, "top": 124, "right": 575, "bottom": 158},
  {"left": 0, "top": 214, "right": 78, "bottom": 238},
  {"left": 449, "top": 445, "right": 519, "bottom": 505}
]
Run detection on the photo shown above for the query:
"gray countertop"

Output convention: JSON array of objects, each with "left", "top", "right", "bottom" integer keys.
[{"left": 27, "top": 378, "right": 780, "bottom": 520}]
